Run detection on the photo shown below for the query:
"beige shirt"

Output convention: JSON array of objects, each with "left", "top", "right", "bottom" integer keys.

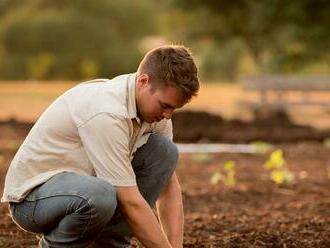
[{"left": 2, "top": 73, "right": 172, "bottom": 202}]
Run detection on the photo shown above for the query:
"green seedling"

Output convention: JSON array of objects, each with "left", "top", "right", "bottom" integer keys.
[
  {"left": 250, "top": 141, "right": 273, "bottom": 154},
  {"left": 263, "top": 149, "right": 295, "bottom": 184},
  {"left": 192, "top": 153, "right": 211, "bottom": 163},
  {"left": 210, "top": 161, "right": 236, "bottom": 187},
  {"left": 224, "top": 161, "right": 236, "bottom": 186},
  {"left": 264, "top": 149, "right": 285, "bottom": 170}
]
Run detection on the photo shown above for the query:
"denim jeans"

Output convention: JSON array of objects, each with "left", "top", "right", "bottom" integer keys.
[{"left": 9, "top": 134, "right": 178, "bottom": 248}]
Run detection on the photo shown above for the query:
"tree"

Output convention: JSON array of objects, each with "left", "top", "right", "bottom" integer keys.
[
  {"left": 171, "top": 0, "right": 330, "bottom": 73},
  {"left": 0, "top": 0, "right": 157, "bottom": 79}
]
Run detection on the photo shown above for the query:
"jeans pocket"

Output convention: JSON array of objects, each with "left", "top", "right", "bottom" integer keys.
[{"left": 10, "top": 202, "right": 43, "bottom": 234}]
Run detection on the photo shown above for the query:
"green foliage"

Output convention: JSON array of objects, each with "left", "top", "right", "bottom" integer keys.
[
  {"left": 250, "top": 141, "right": 273, "bottom": 154},
  {"left": 170, "top": 0, "right": 330, "bottom": 75},
  {"left": 0, "top": 0, "right": 21, "bottom": 18},
  {"left": 191, "top": 153, "right": 211, "bottom": 163},
  {"left": 223, "top": 161, "right": 236, "bottom": 186},
  {"left": 263, "top": 149, "right": 295, "bottom": 185},
  {"left": 2, "top": 0, "right": 329, "bottom": 80},
  {"left": 0, "top": 0, "right": 157, "bottom": 80},
  {"left": 198, "top": 39, "right": 243, "bottom": 81},
  {"left": 80, "top": 59, "right": 99, "bottom": 80},
  {"left": 26, "top": 53, "right": 55, "bottom": 79},
  {"left": 224, "top": 160, "right": 235, "bottom": 171},
  {"left": 210, "top": 160, "right": 236, "bottom": 187},
  {"left": 263, "top": 149, "right": 285, "bottom": 170}
]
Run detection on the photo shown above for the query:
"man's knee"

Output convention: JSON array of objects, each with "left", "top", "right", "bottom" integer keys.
[
  {"left": 82, "top": 180, "right": 118, "bottom": 227},
  {"left": 10, "top": 180, "right": 117, "bottom": 238},
  {"left": 53, "top": 173, "right": 118, "bottom": 226},
  {"left": 147, "top": 133, "right": 179, "bottom": 169},
  {"left": 133, "top": 134, "right": 179, "bottom": 206}
]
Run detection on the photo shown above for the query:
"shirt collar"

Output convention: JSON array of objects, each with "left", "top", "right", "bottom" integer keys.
[{"left": 127, "top": 73, "right": 141, "bottom": 123}]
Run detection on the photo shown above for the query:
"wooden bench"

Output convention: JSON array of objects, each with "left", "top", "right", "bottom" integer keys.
[{"left": 238, "top": 75, "right": 330, "bottom": 110}]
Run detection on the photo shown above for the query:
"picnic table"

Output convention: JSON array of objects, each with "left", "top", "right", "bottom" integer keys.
[{"left": 238, "top": 75, "right": 330, "bottom": 110}]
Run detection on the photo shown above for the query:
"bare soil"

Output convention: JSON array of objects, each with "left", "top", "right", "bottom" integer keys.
[
  {"left": 172, "top": 110, "right": 330, "bottom": 143},
  {"left": 1, "top": 111, "right": 330, "bottom": 247}
]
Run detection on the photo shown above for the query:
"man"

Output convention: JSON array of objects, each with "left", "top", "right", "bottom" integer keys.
[{"left": 2, "top": 45, "right": 200, "bottom": 247}]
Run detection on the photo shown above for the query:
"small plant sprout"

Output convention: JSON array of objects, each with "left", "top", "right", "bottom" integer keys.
[
  {"left": 250, "top": 141, "right": 273, "bottom": 154},
  {"left": 263, "top": 149, "right": 295, "bottom": 185},
  {"left": 223, "top": 161, "right": 236, "bottom": 186},
  {"left": 192, "top": 153, "right": 211, "bottom": 163},
  {"left": 210, "top": 161, "right": 236, "bottom": 187}
]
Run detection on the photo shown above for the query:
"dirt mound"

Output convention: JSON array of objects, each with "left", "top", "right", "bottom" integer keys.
[
  {"left": 172, "top": 110, "right": 330, "bottom": 143},
  {"left": 0, "top": 119, "right": 33, "bottom": 141},
  {"left": 1, "top": 111, "right": 330, "bottom": 144}
]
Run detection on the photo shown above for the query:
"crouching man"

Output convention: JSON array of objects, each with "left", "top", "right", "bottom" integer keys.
[{"left": 2, "top": 45, "right": 200, "bottom": 248}]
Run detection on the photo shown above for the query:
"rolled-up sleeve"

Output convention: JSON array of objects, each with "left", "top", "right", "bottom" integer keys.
[{"left": 78, "top": 113, "right": 136, "bottom": 186}]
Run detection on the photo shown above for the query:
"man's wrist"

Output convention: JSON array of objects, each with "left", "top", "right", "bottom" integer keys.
[{"left": 168, "top": 235, "right": 183, "bottom": 248}]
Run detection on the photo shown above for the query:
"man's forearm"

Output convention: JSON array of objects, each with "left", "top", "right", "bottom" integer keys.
[
  {"left": 117, "top": 187, "right": 172, "bottom": 248},
  {"left": 157, "top": 173, "right": 184, "bottom": 247}
]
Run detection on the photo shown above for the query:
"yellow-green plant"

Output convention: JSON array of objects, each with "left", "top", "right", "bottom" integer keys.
[
  {"left": 210, "top": 161, "right": 236, "bottom": 186},
  {"left": 250, "top": 141, "right": 273, "bottom": 154},
  {"left": 192, "top": 153, "right": 211, "bottom": 163},
  {"left": 263, "top": 149, "right": 295, "bottom": 184}
]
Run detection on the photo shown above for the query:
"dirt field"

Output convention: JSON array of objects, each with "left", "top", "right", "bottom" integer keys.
[
  {"left": 1, "top": 81, "right": 330, "bottom": 247},
  {"left": 1, "top": 111, "right": 330, "bottom": 247}
]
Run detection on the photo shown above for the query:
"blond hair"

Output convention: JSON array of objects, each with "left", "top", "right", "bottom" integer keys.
[{"left": 137, "top": 45, "right": 200, "bottom": 102}]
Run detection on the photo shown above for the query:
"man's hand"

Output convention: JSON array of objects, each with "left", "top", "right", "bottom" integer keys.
[
  {"left": 116, "top": 186, "right": 172, "bottom": 248},
  {"left": 156, "top": 172, "right": 184, "bottom": 248}
]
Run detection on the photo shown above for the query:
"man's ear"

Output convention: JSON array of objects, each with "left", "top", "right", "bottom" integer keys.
[{"left": 136, "top": 73, "right": 150, "bottom": 89}]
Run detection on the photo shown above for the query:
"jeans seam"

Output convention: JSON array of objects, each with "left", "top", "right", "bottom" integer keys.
[
  {"left": 80, "top": 198, "right": 92, "bottom": 239},
  {"left": 11, "top": 203, "right": 40, "bottom": 232},
  {"left": 26, "top": 193, "right": 93, "bottom": 238},
  {"left": 26, "top": 192, "right": 92, "bottom": 201}
]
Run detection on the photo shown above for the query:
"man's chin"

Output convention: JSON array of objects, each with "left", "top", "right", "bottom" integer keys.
[
  {"left": 143, "top": 118, "right": 155, "bottom": 123},
  {"left": 145, "top": 118, "right": 161, "bottom": 123}
]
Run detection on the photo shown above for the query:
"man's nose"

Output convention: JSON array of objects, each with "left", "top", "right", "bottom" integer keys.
[{"left": 162, "top": 109, "right": 174, "bottom": 119}]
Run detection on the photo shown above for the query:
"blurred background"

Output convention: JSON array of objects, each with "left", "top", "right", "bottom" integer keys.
[
  {"left": 1, "top": 0, "right": 329, "bottom": 81},
  {"left": 1, "top": 1, "right": 330, "bottom": 247},
  {"left": 0, "top": 0, "right": 329, "bottom": 125}
]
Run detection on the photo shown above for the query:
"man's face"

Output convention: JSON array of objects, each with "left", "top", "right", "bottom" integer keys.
[{"left": 136, "top": 74, "right": 185, "bottom": 123}]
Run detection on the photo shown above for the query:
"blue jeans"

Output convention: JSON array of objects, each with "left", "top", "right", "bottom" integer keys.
[{"left": 9, "top": 134, "right": 178, "bottom": 248}]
